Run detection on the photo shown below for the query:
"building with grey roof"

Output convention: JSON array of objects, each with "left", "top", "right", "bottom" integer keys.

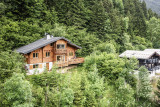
[
  {"left": 16, "top": 33, "right": 84, "bottom": 75},
  {"left": 119, "top": 50, "right": 160, "bottom": 71}
]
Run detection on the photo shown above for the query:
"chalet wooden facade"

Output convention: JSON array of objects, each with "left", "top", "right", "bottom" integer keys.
[
  {"left": 16, "top": 33, "right": 84, "bottom": 74},
  {"left": 119, "top": 50, "right": 160, "bottom": 71}
]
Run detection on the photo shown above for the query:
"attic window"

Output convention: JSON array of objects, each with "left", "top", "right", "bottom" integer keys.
[{"left": 50, "top": 43, "right": 53, "bottom": 46}]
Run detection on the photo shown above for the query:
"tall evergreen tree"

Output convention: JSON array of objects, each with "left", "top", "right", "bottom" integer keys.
[
  {"left": 141, "top": 0, "right": 149, "bottom": 19},
  {"left": 155, "top": 79, "right": 160, "bottom": 105},
  {"left": 53, "top": 0, "right": 87, "bottom": 29},
  {"left": 87, "top": 0, "right": 108, "bottom": 39},
  {"left": 137, "top": 66, "right": 152, "bottom": 104},
  {"left": 132, "top": 0, "right": 147, "bottom": 37}
]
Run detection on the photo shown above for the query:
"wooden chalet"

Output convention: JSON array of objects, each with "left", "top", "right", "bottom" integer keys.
[
  {"left": 119, "top": 50, "right": 160, "bottom": 71},
  {"left": 16, "top": 33, "right": 84, "bottom": 74}
]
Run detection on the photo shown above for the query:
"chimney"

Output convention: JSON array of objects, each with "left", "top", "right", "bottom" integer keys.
[{"left": 45, "top": 33, "right": 51, "bottom": 40}]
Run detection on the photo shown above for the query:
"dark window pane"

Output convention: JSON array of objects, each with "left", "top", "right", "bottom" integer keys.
[
  {"left": 46, "top": 52, "right": 50, "bottom": 57},
  {"left": 50, "top": 43, "right": 53, "bottom": 46},
  {"left": 33, "top": 53, "right": 35, "bottom": 58},
  {"left": 57, "top": 45, "right": 60, "bottom": 49},
  {"left": 48, "top": 52, "right": 50, "bottom": 57},
  {"left": 57, "top": 44, "right": 65, "bottom": 49},
  {"left": 57, "top": 56, "right": 61, "bottom": 61},
  {"left": 36, "top": 53, "right": 38, "bottom": 58},
  {"left": 33, "top": 64, "right": 39, "bottom": 68}
]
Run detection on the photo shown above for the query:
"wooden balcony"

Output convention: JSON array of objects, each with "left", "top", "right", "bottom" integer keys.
[
  {"left": 68, "top": 57, "right": 84, "bottom": 65},
  {"left": 55, "top": 57, "right": 84, "bottom": 67},
  {"left": 54, "top": 49, "right": 67, "bottom": 54}
]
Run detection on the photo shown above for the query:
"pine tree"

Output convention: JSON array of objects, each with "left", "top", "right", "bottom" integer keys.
[
  {"left": 111, "top": 77, "right": 135, "bottom": 107},
  {"left": 155, "top": 79, "right": 160, "bottom": 105},
  {"left": 137, "top": 66, "right": 152, "bottom": 103},
  {"left": 53, "top": 0, "right": 87, "bottom": 29},
  {"left": 87, "top": 0, "right": 108, "bottom": 39},
  {"left": 132, "top": 0, "right": 147, "bottom": 37},
  {"left": 0, "top": 3, "right": 6, "bottom": 16},
  {"left": 141, "top": 0, "right": 149, "bottom": 19},
  {"left": 112, "top": 0, "right": 124, "bottom": 14}
]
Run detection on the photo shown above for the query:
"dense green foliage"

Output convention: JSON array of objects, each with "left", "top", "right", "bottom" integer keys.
[
  {"left": 3, "top": 73, "right": 33, "bottom": 107},
  {"left": 136, "top": 66, "right": 153, "bottom": 106},
  {"left": 155, "top": 78, "right": 160, "bottom": 106},
  {"left": 0, "top": 0, "right": 160, "bottom": 106},
  {"left": 0, "top": 51, "right": 25, "bottom": 82},
  {"left": 0, "top": 0, "right": 159, "bottom": 54}
]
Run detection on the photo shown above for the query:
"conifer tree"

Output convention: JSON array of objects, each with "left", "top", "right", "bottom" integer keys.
[
  {"left": 132, "top": 0, "right": 147, "bottom": 37},
  {"left": 137, "top": 66, "right": 152, "bottom": 103},
  {"left": 141, "top": 0, "right": 149, "bottom": 19},
  {"left": 87, "top": 0, "right": 108, "bottom": 39},
  {"left": 155, "top": 79, "right": 160, "bottom": 105},
  {"left": 111, "top": 77, "right": 135, "bottom": 107},
  {"left": 54, "top": 0, "right": 87, "bottom": 29},
  {"left": 112, "top": 0, "right": 124, "bottom": 14}
]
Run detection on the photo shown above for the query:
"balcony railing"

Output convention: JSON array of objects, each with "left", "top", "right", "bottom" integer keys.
[
  {"left": 68, "top": 57, "right": 84, "bottom": 65},
  {"left": 144, "top": 58, "right": 159, "bottom": 64},
  {"left": 54, "top": 49, "right": 67, "bottom": 54},
  {"left": 55, "top": 57, "right": 84, "bottom": 67}
]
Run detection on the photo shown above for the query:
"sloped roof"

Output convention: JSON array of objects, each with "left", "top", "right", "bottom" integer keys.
[
  {"left": 16, "top": 37, "right": 81, "bottom": 54},
  {"left": 119, "top": 50, "right": 157, "bottom": 59},
  {"left": 144, "top": 49, "right": 160, "bottom": 54}
]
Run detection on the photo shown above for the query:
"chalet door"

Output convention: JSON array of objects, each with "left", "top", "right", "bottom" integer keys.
[
  {"left": 57, "top": 55, "right": 65, "bottom": 62},
  {"left": 46, "top": 63, "right": 49, "bottom": 70}
]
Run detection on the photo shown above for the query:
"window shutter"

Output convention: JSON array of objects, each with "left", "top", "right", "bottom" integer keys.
[
  {"left": 30, "top": 65, "right": 33, "bottom": 69},
  {"left": 39, "top": 64, "right": 42, "bottom": 68}
]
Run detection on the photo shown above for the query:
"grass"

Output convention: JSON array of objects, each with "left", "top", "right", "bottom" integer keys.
[{"left": 155, "top": 73, "right": 160, "bottom": 75}]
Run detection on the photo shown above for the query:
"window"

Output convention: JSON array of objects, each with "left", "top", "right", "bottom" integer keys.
[
  {"left": 57, "top": 55, "right": 65, "bottom": 62},
  {"left": 57, "top": 56, "right": 61, "bottom": 62},
  {"left": 69, "top": 52, "right": 73, "bottom": 56},
  {"left": 46, "top": 52, "right": 50, "bottom": 57},
  {"left": 50, "top": 43, "right": 53, "bottom": 46},
  {"left": 33, "top": 53, "right": 38, "bottom": 58},
  {"left": 57, "top": 44, "right": 65, "bottom": 49},
  {"left": 33, "top": 64, "right": 39, "bottom": 68}
]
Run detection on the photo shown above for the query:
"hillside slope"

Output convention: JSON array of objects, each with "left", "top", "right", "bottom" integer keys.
[{"left": 142, "top": 0, "right": 160, "bottom": 15}]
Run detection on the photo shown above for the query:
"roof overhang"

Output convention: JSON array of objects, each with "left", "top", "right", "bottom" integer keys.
[{"left": 15, "top": 37, "right": 82, "bottom": 54}]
